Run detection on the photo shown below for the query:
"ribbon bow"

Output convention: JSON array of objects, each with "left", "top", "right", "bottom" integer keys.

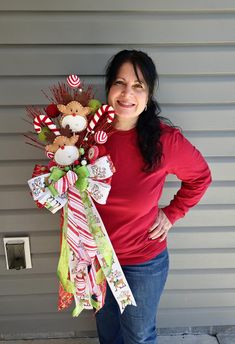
[
  {"left": 28, "top": 155, "right": 136, "bottom": 316},
  {"left": 52, "top": 155, "right": 115, "bottom": 205}
]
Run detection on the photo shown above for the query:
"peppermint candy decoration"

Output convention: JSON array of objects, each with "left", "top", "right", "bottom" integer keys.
[
  {"left": 94, "top": 130, "right": 108, "bottom": 144},
  {"left": 34, "top": 115, "right": 60, "bottom": 136},
  {"left": 87, "top": 104, "right": 115, "bottom": 133},
  {"left": 88, "top": 146, "right": 99, "bottom": 162},
  {"left": 67, "top": 74, "right": 81, "bottom": 89}
]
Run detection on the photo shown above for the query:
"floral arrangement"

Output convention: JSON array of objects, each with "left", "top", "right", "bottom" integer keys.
[{"left": 26, "top": 75, "right": 136, "bottom": 316}]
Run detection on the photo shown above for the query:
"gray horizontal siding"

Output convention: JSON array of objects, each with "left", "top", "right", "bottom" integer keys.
[
  {"left": 1, "top": 76, "right": 235, "bottom": 106},
  {"left": 1, "top": 288, "right": 235, "bottom": 315},
  {"left": 1, "top": 159, "right": 235, "bottom": 185},
  {"left": 1, "top": 105, "right": 235, "bottom": 133},
  {"left": 0, "top": 182, "right": 234, "bottom": 210},
  {"left": 1, "top": 269, "right": 235, "bottom": 293},
  {"left": 1, "top": 13, "right": 235, "bottom": 45},
  {"left": 0, "top": 133, "right": 233, "bottom": 161},
  {"left": 2, "top": 226, "right": 235, "bottom": 249},
  {"left": 0, "top": 309, "right": 234, "bottom": 338},
  {"left": 0, "top": 313, "right": 97, "bottom": 339},
  {"left": 0, "top": 206, "right": 234, "bottom": 232},
  {"left": 1, "top": 249, "right": 235, "bottom": 277},
  {"left": 1, "top": 46, "right": 235, "bottom": 76},
  {"left": 0, "top": 2, "right": 234, "bottom": 338},
  {"left": 1, "top": 0, "right": 235, "bottom": 12}
]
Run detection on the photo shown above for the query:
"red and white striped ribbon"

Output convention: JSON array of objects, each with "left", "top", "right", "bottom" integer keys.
[
  {"left": 66, "top": 185, "right": 98, "bottom": 302},
  {"left": 54, "top": 170, "right": 78, "bottom": 195},
  {"left": 67, "top": 186, "right": 97, "bottom": 259}
]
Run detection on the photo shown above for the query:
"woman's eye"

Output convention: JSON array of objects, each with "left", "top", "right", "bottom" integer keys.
[
  {"left": 133, "top": 83, "right": 143, "bottom": 89},
  {"left": 114, "top": 80, "right": 124, "bottom": 85}
]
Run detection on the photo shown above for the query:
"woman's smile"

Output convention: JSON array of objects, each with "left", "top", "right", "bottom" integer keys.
[{"left": 117, "top": 100, "right": 136, "bottom": 108}]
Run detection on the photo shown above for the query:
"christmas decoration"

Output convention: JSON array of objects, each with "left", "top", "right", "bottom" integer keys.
[{"left": 26, "top": 75, "right": 136, "bottom": 316}]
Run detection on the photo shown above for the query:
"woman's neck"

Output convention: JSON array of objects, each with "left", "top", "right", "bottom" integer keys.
[{"left": 114, "top": 117, "right": 137, "bottom": 131}]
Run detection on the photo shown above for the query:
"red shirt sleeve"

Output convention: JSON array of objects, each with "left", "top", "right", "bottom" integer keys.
[{"left": 161, "top": 128, "right": 212, "bottom": 224}]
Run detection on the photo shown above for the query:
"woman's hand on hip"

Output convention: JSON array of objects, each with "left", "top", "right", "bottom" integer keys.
[{"left": 148, "top": 209, "right": 172, "bottom": 241}]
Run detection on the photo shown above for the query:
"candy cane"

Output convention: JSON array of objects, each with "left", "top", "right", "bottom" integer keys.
[
  {"left": 34, "top": 114, "right": 60, "bottom": 136},
  {"left": 87, "top": 104, "right": 115, "bottom": 133}
]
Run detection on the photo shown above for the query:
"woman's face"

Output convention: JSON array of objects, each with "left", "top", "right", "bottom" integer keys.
[{"left": 108, "top": 62, "right": 149, "bottom": 124}]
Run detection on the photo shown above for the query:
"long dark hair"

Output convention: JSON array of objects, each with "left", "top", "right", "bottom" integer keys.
[{"left": 105, "top": 49, "right": 163, "bottom": 172}]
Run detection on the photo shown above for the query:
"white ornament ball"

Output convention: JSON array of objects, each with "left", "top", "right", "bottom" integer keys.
[{"left": 81, "top": 159, "right": 87, "bottom": 166}]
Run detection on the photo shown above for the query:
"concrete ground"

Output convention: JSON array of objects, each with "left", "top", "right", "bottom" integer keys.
[{"left": 1, "top": 334, "right": 235, "bottom": 344}]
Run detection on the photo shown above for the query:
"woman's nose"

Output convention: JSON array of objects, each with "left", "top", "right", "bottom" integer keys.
[{"left": 121, "top": 84, "right": 132, "bottom": 96}]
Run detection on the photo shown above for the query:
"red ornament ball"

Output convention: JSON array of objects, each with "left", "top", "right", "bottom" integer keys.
[
  {"left": 45, "top": 104, "right": 60, "bottom": 118},
  {"left": 88, "top": 146, "right": 99, "bottom": 162}
]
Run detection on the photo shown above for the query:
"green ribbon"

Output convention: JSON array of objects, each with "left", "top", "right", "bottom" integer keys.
[
  {"left": 74, "top": 165, "right": 89, "bottom": 192},
  {"left": 50, "top": 167, "right": 66, "bottom": 181},
  {"left": 72, "top": 302, "right": 84, "bottom": 317},
  {"left": 47, "top": 165, "right": 90, "bottom": 195},
  {"left": 57, "top": 203, "right": 75, "bottom": 294},
  {"left": 46, "top": 167, "right": 66, "bottom": 196}
]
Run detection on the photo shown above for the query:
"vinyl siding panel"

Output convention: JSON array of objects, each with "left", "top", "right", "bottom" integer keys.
[
  {"left": 1, "top": 13, "right": 235, "bottom": 45},
  {"left": 0, "top": 158, "right": 235, "bottom": 185},
  {"left": 1, "top": 0, "right": 235, "bottom": 12},
  {"left": 1, "top": 46, "right": 235, "bottom": 77},
  {"left": 0, "top": 1, "right": 234, "bottom": 339},
  {"left": 0, "top": 182, "right": 234, "bottom": 211},
  {"left": 1, "top": 76, "right": 235, "bottom": 105}
]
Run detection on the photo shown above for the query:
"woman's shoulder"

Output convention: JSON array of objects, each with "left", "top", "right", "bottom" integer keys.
[
  {"left": 160, "top": 120, "right": 181, "bottom": 139},
  {"left": 159, "top": 120, "right": 188, "bottom": 153}
]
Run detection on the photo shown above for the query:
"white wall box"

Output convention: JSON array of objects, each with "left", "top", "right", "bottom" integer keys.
[{"left": 3, "top": 237, "right": 32, "bottom": 270}]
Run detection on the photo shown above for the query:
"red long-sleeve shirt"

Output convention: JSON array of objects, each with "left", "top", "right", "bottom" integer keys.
[{"left": 95, "top": 123, "right": 212, "bottom": 265}]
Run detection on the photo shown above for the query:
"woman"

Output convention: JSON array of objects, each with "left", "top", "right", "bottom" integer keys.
[{"left": 95, "top": 50, "right": 211, "bottom": 344}]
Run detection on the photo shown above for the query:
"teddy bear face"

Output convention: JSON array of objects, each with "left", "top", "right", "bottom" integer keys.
[
  {"left": 46, "top": 135, "right": 79, "bottom": 166},
  {"left": 57, "top": 101, "right": 92, "bottom": 133},
  {"left": 54, "top": 145, "right": 79, "bottom": 166}
]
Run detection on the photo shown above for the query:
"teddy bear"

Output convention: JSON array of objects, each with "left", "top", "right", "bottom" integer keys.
[
  {"left": 57, "top": 101, "right": 92, "bottom": 133},
  {"left": 45, "top": 135, "right": 80, "bottom": 166}
]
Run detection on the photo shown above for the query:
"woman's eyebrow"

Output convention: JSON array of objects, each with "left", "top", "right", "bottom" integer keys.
[{"left": 116, "top": 77, "right": 144, "bottom": 83}]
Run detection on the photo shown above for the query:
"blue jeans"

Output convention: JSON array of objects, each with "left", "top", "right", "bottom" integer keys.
[{"left": 96, "top": 249, "right": 169, "bottom": 344}]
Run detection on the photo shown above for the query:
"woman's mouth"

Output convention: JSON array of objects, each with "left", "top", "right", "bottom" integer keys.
[{"left": 117, "top": 100, "right": 135, "bottom": 108}]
